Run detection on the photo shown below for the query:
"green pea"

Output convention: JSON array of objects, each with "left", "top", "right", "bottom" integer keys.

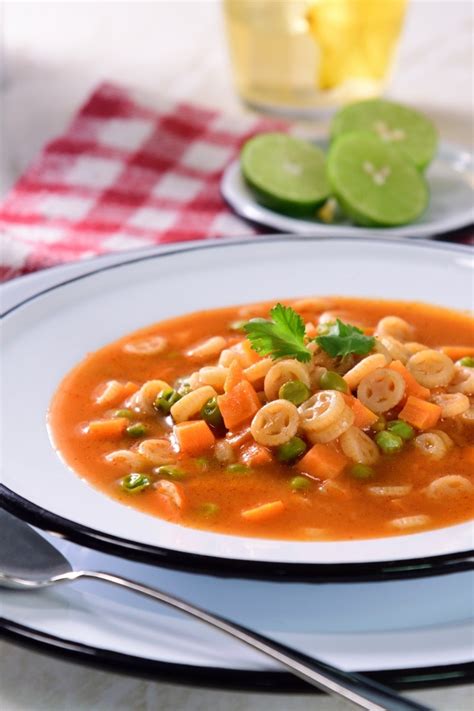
[
  {"left": 387, "top": 420, "right": 415, "bottom": 441},
  {"left": 200, "top": 502, "right": 219, "bottom": 516},
  {"left": 126, "top": 423, "right": 148, "bottom": 438},
  {"left": 375, "top": 430, "right": 404, "bottom": 455},
  {"left": 319, "top": 370, "right": 348, "bottom": 393},
  {"left": 279, "top": 380, "right": 311, "bottom": 406},
  {"left": 277, "top": 436, "right": 307, "bottom": 463},
  {"left": 290, "top": 475, "right": 311, "bottom": 491},
  {"left": 114, "top": 409, "right": 135, "bottom": 419},
  {"left": 350, "top": 463, "right": 375, "bottom": 480},
  {"left": 177, "top": 381, "right": 192, "bottom": 396},
  {"left": 154, "top": 388, "right": 181, "bottom": 414},
  {"left": 226, "top": 463, "right": 250, "bottom": 474},
  {"left": 200, "top": 397, "right": 224, "bottom": 429},
  {"left": 156, "top": 465, "right": 186, "bottom": 480},
  {"left": 194, "top": 457, "right": 209, "bottom": 470},
  {"left": 372, "top": 416, "right": 387, "bottom": 433},
  {"left": 120, "top": 473, "right": 150, "bottom": 493},
  {"left": 459, "top": 356, "right": 474, "bottom": 368},
  {"left": 229, "top": 320, "right": 246, "bottom": 332}
]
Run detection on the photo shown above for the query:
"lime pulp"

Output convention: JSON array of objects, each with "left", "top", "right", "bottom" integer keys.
[
  {"left": 330, "top": 99, "right": 438, "bottom": 171},
  {"left": 241, "top": 133, "right": 330, "bottom": 217},
  {"left": 327, "top": 132, "right": 429, "bottom": 227}
]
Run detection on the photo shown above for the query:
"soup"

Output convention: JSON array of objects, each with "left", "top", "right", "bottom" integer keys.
[{"left": 49, "top": 297, "right": 474, "bottom": 541}]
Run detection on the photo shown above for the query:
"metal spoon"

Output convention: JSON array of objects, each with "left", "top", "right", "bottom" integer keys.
[{"left": 0, "top": 508, "right": 429, "bottom": 711}]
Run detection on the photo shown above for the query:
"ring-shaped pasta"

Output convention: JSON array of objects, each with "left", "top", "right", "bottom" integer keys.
[
  {"left": 430, "top": 392, "right": 470, "bottom": 418},
  {"left": 308, "top": 406, "right": 355, "bottom": 444},
  {"left": 447, "top": 365, "right": 474, "bottom": 395},
  {"left": 298, "top": 390, "right": 346, "bottom": 433},
  {"left": 187, "top": 336, "right": 227, "bottom": 361},
  {"left": 105, "top": 449, "right": 148, "bottom": 471},
  {"left": 339, "top": 426, "right": 380, "bottom": 465},
  {"left": 389, "top": 515, "right": 430, "bottom": 530},
  {"left": 196, "top": 366, "right": 229, "bottom": 391},
  {"left": 124, "top": 335, "right": 167, "bottom": 355},
  {"left": 137, "top": 438, "right": 176, "bottom": 466},
  {"left": 357, "top": 368, "right": 405, "bottom": 414},
  {"left": 218, "top": 348, "right": 243, "bottom": 367},
  {"left": 425, "top": 475, "right": 474, "bottom": 500},
  {"left": 429, "top": 430, "right": 454, "bottom": 449},
  {"left": 244, "top": 357, "right": 273, "bottom": 385},
  {"left": 405, "top": 341, "right": 428, "bottom": 355},
  {"left": 368, "top": 485, "right": 412, "bottom": 497},
  {"left": 251, "top": 399, "right": 299, "bottom": 446},
  {"left": 376, "top": 335, "right": 409, "bottom": 365},
  {"left": 129, "top": 379, "right": 170, "bottom": 414},
  {"left": 343, "top": 354, "right": 387, "bottom": 391},
  {"left": 264, "top": 359, "right": 310, "bottom": 401},
  {"left": 95, "top": 380, "right": 125, "bottom": 406},
  {"left": 375, "top": 316, "right": 414, "bottom": 342},
  {"left": 460, "top": 405, "right": 474, "bottom": 423},
  {"left": 214, "top": 440, "right": 235, "bottom": 464},
  {"left": 170, "top": 385, "right": 217, "bottom": 423},
  {"left": 414, "top": 432, "right": 449, "bottom": 460},
  {"left": 407, "top": 349, "right": 455, "bottom": 388}
]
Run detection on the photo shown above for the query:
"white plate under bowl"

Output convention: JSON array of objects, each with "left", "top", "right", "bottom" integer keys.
[
  {"left": 1, "top": 236, "right": 473, "bottom": 581},
  {"left": 1, "top": 529, "right": 473, "bottom": 691},
  {"left": 221, "top": 141, "right": 474, "bottom": 239}
]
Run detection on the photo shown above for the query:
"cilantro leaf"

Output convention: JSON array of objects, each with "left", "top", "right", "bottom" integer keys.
[
  {"left": 315, "top": 319, "right": 375, "bottom": 358},
  {"left": 243, "top": 303, "right": 311, "bottom": 363}
]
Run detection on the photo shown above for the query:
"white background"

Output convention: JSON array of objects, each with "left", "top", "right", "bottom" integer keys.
[{"left": 1, "top": 1, "right": 473, "bottom": 709}]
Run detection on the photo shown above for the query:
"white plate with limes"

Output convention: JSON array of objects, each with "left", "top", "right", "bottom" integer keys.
[{"left": 222, "top": 139, "right": 474, "bottom": 239}]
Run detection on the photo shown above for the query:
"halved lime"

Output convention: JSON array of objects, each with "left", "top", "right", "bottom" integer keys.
[
  {"left": 331, "top": 99, "right": 438, "bottom": 170},
  {"left": 241, "top": 133, "right": 330, "bottom": 216},
  {"left": 327, "top": 132, "right": 429, "bottom": 227}
]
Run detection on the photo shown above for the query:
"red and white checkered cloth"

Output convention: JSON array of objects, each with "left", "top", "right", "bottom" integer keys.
[
  {"left": 0, "top": 82, "right": 288, "bottom": 281},
  {"left": 1, "top": 82, "right": 471, "bottom": 282}
]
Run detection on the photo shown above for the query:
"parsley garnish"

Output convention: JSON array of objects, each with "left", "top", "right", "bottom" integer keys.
[
  {"left": 243, "top": 303, "right": 311, "bottom": 363},
  {"left": 315, "top": 319, "right": 375, "bottom": 358}
]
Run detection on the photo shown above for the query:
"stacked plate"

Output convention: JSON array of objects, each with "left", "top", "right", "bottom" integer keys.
[{"left": 1, "top": 237, "right": 473, "bottom": 691}]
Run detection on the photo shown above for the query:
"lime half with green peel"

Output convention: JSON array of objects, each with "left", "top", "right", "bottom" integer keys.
[
  {"left": 331, "top": 99, "right": 438, "bottom": 170},
  {"left": 241, "top": 133, "right": 330, "bottom": 217},
  {"left": 327, "top": 132, "right": 429, "bottom": 227}
]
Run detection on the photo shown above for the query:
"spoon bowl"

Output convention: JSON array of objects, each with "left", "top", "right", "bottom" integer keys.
[{"left": 0, "top": 507, "right": 429, "bottom": 711}]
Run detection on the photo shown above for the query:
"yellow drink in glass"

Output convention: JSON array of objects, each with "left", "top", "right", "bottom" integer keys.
[{"left": 223, "top": 0, "right": 408, "bottom": 116}]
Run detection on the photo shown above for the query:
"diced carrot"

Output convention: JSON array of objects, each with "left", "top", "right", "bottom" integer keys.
[
  {"left": 305, "top": 322, "right": 318, "bottom": 339},
  {"left": 241, "top": 443, "right": 273, "bottom": 467},
  {"left": 225, "top": 426, "right": 253, "bottom": 448},
  {"left": 95, "top": 380, "right": 139, "bottom": 406},
  {"left": 399, "top": 396, "right": 441, "bottom": 430},
  {"left": 122, "top": 381, "right": 140, "bottom": 397},
  {"left": 241, "top": 500, "right": 285, "bottom": 522},
  {"left": 343, "top": 394, "right": 378, "bottom": 429},
  {"left": 218, "top": 380, "right": 261, "bottom": 430},
  {"left": 174, "top": 420, "right": 215, "bottom": 455},
  {"left": 297, "top": 444, "right": 348, "bottom": 480},
  {"left": 224, "top": 360, "right": 246, "bottom": 393},
  {"left": 389, "top": 360, "right": 430, "bottom": 400},
  {"left": 239, "top": 338, "right": 262, "bottom": 366},
  {"left": 86, "top": 418, "right": 128, "bottom": 438},
  {"left": 461, "top": 446, "right": 474, "bottom": 466},
  {"left": 440, "top": 346, "right": 474, "bottom": 361}
]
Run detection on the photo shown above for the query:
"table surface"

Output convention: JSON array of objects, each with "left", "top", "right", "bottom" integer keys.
[{"left": 1, "top": 1, "right": 473, "bottom": 709}]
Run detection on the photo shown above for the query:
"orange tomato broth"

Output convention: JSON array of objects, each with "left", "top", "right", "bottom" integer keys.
[{"left": 48, "top": 297, "right": 474, "bottom": 541}]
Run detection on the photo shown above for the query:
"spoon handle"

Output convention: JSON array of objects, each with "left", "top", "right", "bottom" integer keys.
[{"left": 57, "top": 569, "right": 429, "bottom": 711}]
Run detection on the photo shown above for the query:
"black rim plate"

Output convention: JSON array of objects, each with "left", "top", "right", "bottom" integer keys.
[{"left": 1, "top": 236, "right": 473, "bottom": 583}]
